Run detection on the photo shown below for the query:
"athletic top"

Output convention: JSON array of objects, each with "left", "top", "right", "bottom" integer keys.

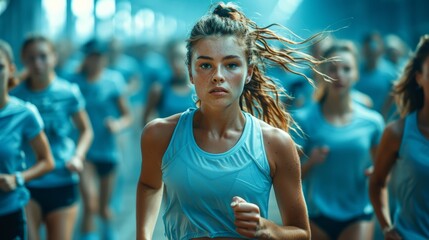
[
  {"left": 294, "top": 103, "right": 384, "bottom": 220},
  {"left": 161, "top": 108, "right": 272, "bottom": 240},
  {"left": 11, "top": 78, "right": 85, "bottom": 187},
  {"left": 0, "top": 97, "right": 43, "bottom": 214},
  {"left": 393, "top": 111, "right": 429, "bottom": 239},
  {"left": 158, "top": 81, "right": 195, "bottom": 118},
  {"left": 69, "top": 69, "right": 126, "bottom": 162}
]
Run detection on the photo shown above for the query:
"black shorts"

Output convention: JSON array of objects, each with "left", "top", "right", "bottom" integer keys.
[
  {"left": 28, "top": 184, "right": 79, "bottom": 218},
  {"left": 310, "top": 213, "right": 373, "bottom": 239},
  {"left": 88, "top": 161, "right": 117, "bottom": 178},
  {"left": 0, "top": 208, "right": 26, "bottom": 240}
]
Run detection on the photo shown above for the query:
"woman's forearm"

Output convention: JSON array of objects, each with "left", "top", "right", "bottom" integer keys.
[
  {"left": 259, "top": 218, "right": 310, "bottom": 240},
  {"left": 136, "top": 182, "right": 163, "bottom": 240}
]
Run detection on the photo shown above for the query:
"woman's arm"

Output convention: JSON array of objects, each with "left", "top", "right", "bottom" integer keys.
[
  {"left": 300, "top": 147, "right": 329, "bottom": 178},
  {"left": 369, "top": 120, "right": 403, "bottom": 238},
  {"left": 23, "top": 131, "right": 55, "bottom": 181},
  {"left": 0, "top": 132, "right": 55, "bottom": 192},
  {"left": 106, "top": 96, "right": 132, "bottom": 133},
  {"left": 232, "top": 124, "right": 310, "bottom": 240},
  {"left": 136, "top": 116, "right": 178, "bottom": 240},
  {"left": 67, "top": 110, "right": 93, "bottom": 172},
  {"left": 142, "top": 83, "right": 162, "bottom": 126}
]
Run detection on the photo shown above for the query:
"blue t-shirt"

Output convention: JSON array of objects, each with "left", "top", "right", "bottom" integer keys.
[
  {"left": 162, "top": 108, "right": 272, "bottom": 240},
  {"left": 354, "top": 60, "right": 396, "bottom": 113},
  {"left": 69, "top": 69, "right": 126, "bottom": 162},
  {"left": 392, "top": 111, "right": 429, "bottom": 239},
  {"left": 0, "top": 97, "right": 43, "bottom": 215},
  {"left": 158, "top": 81, "right": 195, "bottom": 118},
  {"left": 11, "top": 78, "right": 85, "bottom": 187},
  {"left": 294, "top": 102, "right": 384, "bottom": 220}
]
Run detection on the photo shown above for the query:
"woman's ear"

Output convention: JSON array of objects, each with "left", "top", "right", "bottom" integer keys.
[
  {"left": 416, "top": 71, "right": 423, "bottom": 88},
  {"left": 188, "top": 66, "right": 194, "bottom": 84},
  {"left": 246, "top": 65, "right": 254, "bottom": 83}
]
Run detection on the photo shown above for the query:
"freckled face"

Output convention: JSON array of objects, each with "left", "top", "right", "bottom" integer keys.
[
  {"left": 325, "top": 51, "right": 358, "bottom": 95},
  {"left": 189, "top": 36, "right": 252, "bottom": 108}
]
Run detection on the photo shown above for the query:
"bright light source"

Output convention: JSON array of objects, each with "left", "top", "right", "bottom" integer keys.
[
  {"left": 96, "top": 0, "right": 115, "bottom": 20},
  {"left": 75, "top": 16, "right": 94, "bottom": 40},
  {"left": 72, "top": 0, "right": 94, "bottom": 18},
  {"left": 271, "top": 0, "right": 302, "bottom": 22},
  {"left": 42, "top": 0, "right": 66, "bottom": 37}
]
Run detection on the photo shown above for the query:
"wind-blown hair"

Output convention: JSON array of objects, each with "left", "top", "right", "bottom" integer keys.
[
  {"left": 394, "top": 34, "right": 429, "bottom": 117},
  {"left": 186, "top": 2, "right": 328, "bottom": 131}
]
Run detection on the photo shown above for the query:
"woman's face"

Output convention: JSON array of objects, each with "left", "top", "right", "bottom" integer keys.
[
  {"left": 0, "top": 51, "right": 14, "bottom": 92},
  {"left": 189, "top": 35, "right": 252, "bottom": 108},
  {"left": 84, "top": 53, "right": 107, "bottom": 73},
  {"left": 170, "top": 42, "right": 188, "bottom": 79},
  {"left": 325, "top": 51, "right": 358, "bottom": 95},
  {"left": 22, "top": 41, "right": 56, "bottom": 77}
]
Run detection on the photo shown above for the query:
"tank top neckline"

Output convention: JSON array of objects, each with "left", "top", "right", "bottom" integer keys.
[{"left": 188, "top": 109, "right": 250, "bottom": 158}]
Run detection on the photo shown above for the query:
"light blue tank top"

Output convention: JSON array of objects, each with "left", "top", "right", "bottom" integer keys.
[
  {"left": 0, "top": 97, "right": 43, "bottom": 215},
  {"left": 393, "top": 111, "right": 429, "bottom": 239},
  {"left": 293, "top": 103, "right": 384, "bottom": 220},
  {"left": 161, "top": 108, "right": 272, "bottom": 240}
]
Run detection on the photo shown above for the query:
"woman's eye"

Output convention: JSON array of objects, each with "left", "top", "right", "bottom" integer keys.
[
  {"left": 200, "top": 63, "right": 211, "bottom": 69},
  {"left": 227, "top": 63, "right": 238, "bottom": 69},
  {"left": 343, "top": 66, "right": 351, "bottom": 73},
  {"left": 328, "top": 66, "right": 336, "bottom": 73}
]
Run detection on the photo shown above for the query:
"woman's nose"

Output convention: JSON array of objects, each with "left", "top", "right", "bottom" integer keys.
[{"left": 211, "top": 66, "right": 225, "bottom": 83}]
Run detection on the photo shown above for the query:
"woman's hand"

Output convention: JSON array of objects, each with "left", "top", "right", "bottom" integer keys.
[
  {"left": 66, "top": 155, "right": 84, "bottom": 173},
  {"left": 231, "top": 196, "right": 270, "bottom": 239},
  {"left": 105, "top": 117, "right": 121, "bottom": 133},
  {"left": 384, "top": 227, "right": 402, "bottom": 240},
  {"left": 308, "top": 146, "right": 329, "bottom": 165},
  {"left": 0, "top": 174, "right": 17, "bottom": 192}
]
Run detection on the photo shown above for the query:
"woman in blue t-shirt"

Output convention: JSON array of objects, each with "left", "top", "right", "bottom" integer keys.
[
  {"left": 370, "top": 35, "right": 429, "bottom": 240},
  {"left": 70, "top": 38, "right": 132, "bottom": 240},
  {"left": 294, "top": 40, "right": 385, "bottom": 240},
  {"left": 12, "top": 35, "right": 93, "bottom": 240},
  {"left": 0, "top": 40, "right": 54, "bottom": 240},
  {"left": 142, "top": 39, "right": 195, "bottom": 126}
]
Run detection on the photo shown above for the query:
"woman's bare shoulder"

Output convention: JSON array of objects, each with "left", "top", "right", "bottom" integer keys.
[
  {"left": 258, "top": 120, "right": 294, "bottom": 148},
  {"left": 141, "top": 113, "right": 182, "bottom": 149},
  {"left": 257, "top": 119, "right": 301, "bottom": 179},
  {"left": 384, "top": 118, "right": 405, "bottom": 145}
]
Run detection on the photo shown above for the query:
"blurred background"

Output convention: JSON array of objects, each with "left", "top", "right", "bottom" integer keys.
[
  {"left": 1, "top": 0, "right": 428, "bottom": 239},
  {"left": 0, "top": 0, "right": 428, "bottom": 68}
]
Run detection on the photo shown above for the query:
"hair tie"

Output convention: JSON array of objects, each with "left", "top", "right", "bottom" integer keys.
[{"left": 213, "top": 5, "right": 233, "bottom": 18}]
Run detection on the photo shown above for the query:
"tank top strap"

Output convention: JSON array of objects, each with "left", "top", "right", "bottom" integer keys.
[
  {"left": 243, "top": 112, "right": 271, "bottom": 177},
  {"left": 162, "top": 108, "right": 195, "bottom": 169},
  {"left": 399, "top": 111, "right": 416, "bottom": 153}
]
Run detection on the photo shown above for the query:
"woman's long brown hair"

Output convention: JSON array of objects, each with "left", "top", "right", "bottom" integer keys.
[{"left": 186, "top": 2, "right": 329, "bottom": 131}]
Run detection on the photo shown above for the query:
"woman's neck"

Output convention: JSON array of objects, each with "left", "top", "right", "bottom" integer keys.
[
  {"left": 83, "top": 68, "right": 103, "bottom": 82},
  {"left": 322, "top": 91, "right": 353, "bottom": 116},
  {"left": 418, "top": 103, "right": 429, "bottom": 127},
  {"left": 28, "top": 72, "right": 55, "bottom": 91},
  {"left": 196, "top": 104, "right": 245, "bottom": 135},
  {"left": 0, "top": 92, "right": 8, "bottom": 109}
]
